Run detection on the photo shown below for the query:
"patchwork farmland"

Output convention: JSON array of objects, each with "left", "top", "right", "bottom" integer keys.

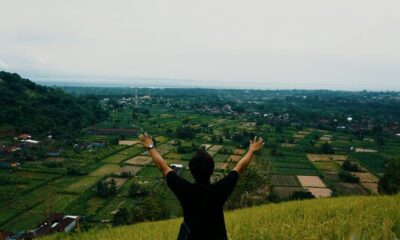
[{"left": 0, "top": 104, "right": 397, "bottom": 234}]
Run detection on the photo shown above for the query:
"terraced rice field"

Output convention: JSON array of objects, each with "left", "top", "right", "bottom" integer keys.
[
  {"left": 118, "top": 165, "right": 142, "bottom": 175},
  {"left": 273, "top": 186, "right": 304, "bottom": 199},
  {"left": 89, "top": 164, "right": 120, "bottom": 177},
  {"left": 335, "top": 182, "right": 368, "bottom": 195},
  {"left": 307, "top": 187, "right": 332, "bottom": 198},
  {"left": 228, "top": 155, "right": 242, "bottom": 162},
  {"left": 297, "top": 176, "right": 326, "bottom": 188},
  {"left": 125, "top": 156, "right": 153, "bottom": 166},
  {"left": 208, "top": 145, "right": 223, "bottom": 152},
  {"left": 271, "top": 175, "right": 300, "bottom": 186}
]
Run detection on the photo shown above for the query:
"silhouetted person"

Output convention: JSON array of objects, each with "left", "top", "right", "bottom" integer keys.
[{"left": 139, "top": 133, "right": 264, "bottom": 240}]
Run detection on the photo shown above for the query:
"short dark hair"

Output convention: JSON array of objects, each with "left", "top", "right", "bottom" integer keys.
[{"left": 189, "top": 148, "right": 214, "bottom": 183}]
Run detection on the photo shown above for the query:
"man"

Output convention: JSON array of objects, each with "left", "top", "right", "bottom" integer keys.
[{"left": 139, "top": 133, "right": 264, "bottom": 240}]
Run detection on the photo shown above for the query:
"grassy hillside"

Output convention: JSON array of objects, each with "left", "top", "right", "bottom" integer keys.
[{"left": 44, "top": 195, "right": 400, "bottom": 240}]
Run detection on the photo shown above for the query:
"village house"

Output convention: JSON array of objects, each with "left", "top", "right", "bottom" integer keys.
[{"left": 10, "top": 214, "right": 81, "bottom": 240}]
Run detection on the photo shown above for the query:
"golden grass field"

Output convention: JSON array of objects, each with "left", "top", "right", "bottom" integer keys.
[{"left": 43, "top": 195, "right": 400, "bottom": 240}]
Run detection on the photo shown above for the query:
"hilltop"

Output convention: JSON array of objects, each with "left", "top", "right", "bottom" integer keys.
[
  {"left": 0, "top": 71, "right": 106, "bottom": 137},
  {"left": 43, "top": 195, "right": 400, "bottom": 240}
]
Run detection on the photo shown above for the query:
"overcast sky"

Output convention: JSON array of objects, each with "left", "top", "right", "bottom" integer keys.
[{"left": 1, "top": 0, "right": 400, "bottom": 90}]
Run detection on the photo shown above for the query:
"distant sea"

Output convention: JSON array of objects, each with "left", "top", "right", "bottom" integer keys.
[{"left": 32, "top": 77, "right": 399, "bottom": 91}]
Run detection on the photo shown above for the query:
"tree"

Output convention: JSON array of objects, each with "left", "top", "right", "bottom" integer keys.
[
  {"left": 379, "top": 159, "right": 400, "bottom": 194},
  {"left": 130, "top": 197, "right": 170, "bottom": 223},
  {"left": 113, "top": 208, "right": 130, "bottom": 226},
  {"left": 320, "top": 142, "right": 334, "bottom": 154},
  {"left": 129, "top": 182, "right": 150, "bottom": 198},
  {"left": 338, "top": 170, "right": 359, "bottom": 183},
  {"left": 290, "top": 191, "right": 315, "bottom": 200},
  {"left": 342, "top": 160, "right": 361, "bottom": 172}
]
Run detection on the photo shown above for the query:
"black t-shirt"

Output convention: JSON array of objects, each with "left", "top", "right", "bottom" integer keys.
[{"left": 166, "top": 170, "right": 240, "bottom": 240}]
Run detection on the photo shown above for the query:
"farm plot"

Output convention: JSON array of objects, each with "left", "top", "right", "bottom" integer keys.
[
  {"left": 209, "top": 145, "right": 223, "bottom": 152},
  {"left": 125, "top": 156, "right": 152, "bottom": 166},
  {"left": 297, "top": 176, "right": 326, "bottom": 188},
  {"left": 164, "top": 152, "right": 193, "bottom": 161},
  {"left": 273, "top": 162, "right": 315, "bottom": 169},
  {"left": 352, "top": 172, "right": 379, "bottom": 183},
  {"left": 65, "top": 176, "right": 100, "bottom": 193},
  {"left": 281, "top": 143, "right": 296, "bottom": 148},
  {"left": 271, "top": 175, "right": 300, "bottom": 187},
  {"left": 213, "top": 154, "right": 228, "bottom": 162},
  {"left": 105, "top": 177, "right": 128, "bottom": 189},
  {"left": 13, "top": 170, "right": 60, "bottom": 181},
  {"left": 118, "top": 165, "right": 142, "bottom": 175},
  {"left": 307, "top": 187, "right": 332, "bottom": 198},
  {"left": 321, "top": 171, "right": 340, "bottom": 182},
  {"left": 335, "top": 182, "right": 368, "bottom": 195},
  {"left": 207, "top": 150, "right": 219, "bottom": 157},
  {"left": 202, "top": 144, "right": 212, "bottom": 150},
  {"left": 102, "top": 153, "right": 130, "bottom": 164},
  {"left": 139, "top": 166, "right": 163, "bottom": 179},
  {"left": 312, "top": 161, "right": 340, "bottom": 171},
  {"left": 355, "top": 148, "right": 377, "bottom": 153},
  {"left": 307, "top": 154, "right": 331, "bottom": 162},
  {"left": 359, "top": 182, "right": 379, "bottom": 194},
  {"left": 293, "top": 134, "right": 307, "bottom": 139},
  {"left": 329, "top": 155, "right": 348, "bottom": 161},
  {"left": 89, "top": 164, "right": 120, "bottom": 177},
  {"left": 273, "top": 186, "right": 304, "bottom": 199},
  {"left": 320, "top": 135, "right": 332, "bottom": 143},
  {"left": 233, "top": 148, "right": 246, "bottom": 155},
  {"left": 272, "top": 167, "right": 319, "bottom": 176},
  {"left": 352, "top": 172, "right": 379, "bottom": 194},
  {"left": 351, "top": 153, "right": 387, "bottom": 174},
  {"left": 228, "top": 155, "right": 242, "bottom": 162},
  {"left": 142, "top": 148, "right": 169, "bottom": 156},
  {"left": 118, "top": 146, "right": 143, "bottom": 156},
  {"left": 215, "top": 162, "right": 229, "bottom": 170}
]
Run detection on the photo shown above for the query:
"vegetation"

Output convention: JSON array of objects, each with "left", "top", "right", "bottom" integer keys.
[
  {"left": 0, "top": 71, "right": 107, "bottom": 137},
  {"left": 2, "top": 76, "right": 400, "bottom": 235},
  {"left": 43, "top": 195, "right": 400, "bottom": 240},
  {"left": 379, "top": 159, "right": 400, "bottom": 194}
]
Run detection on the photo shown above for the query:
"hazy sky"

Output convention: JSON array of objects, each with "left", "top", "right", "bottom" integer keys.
[{"left": 1, "top": 0, "right": 400, "bottom": 90}]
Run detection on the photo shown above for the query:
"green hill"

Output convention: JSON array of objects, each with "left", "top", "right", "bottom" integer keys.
[
  {"left": 0, "top": 71, "right": 107, "bottom": 137},
  {"left": 44, "top": 195, "right": 400, "bottom": 240}
]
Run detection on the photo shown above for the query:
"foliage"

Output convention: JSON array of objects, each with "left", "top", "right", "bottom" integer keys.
[
  {"left": 320, "top": 142, "right": 334, "bottom": 154},
  {"left": 379, "top": 158, "right": 400, "bottom": 194},
  {"left": 129, "top": 182, "right": 151, "bottom": 198},
  {"left": 289, "top": 191, "right": 315, "bottom": 200},
  {"left": 341, "top": 160, "right": 361, "bottom": 172},
  {"left": 338, "top": 170, "right": 359, "bottom": 183},
  {"left": 96, "top": 179, "right": 117, "bottom": 197},
  {"left": 113, "top": 208, "right": 130, "bottom": 226},
  {"left": 0, "top": 71, "right": 107, "bottom": 137}
]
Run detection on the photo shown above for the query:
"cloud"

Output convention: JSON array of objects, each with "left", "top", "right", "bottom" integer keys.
[
  {"left": 0, "top": 0, "right": 399, "bottom": 90},
  {"left": 0, "top": 59, "right": 10, "bottom": 69}
]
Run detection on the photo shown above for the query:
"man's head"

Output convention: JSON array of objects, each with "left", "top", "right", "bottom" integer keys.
[{"left": 189, "top": 148, "right": 214, "bottom": 184}]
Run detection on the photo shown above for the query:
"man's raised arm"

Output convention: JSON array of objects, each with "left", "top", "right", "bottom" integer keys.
[
  {"left": 233, "top": 137, "right": 264, "bottom": 174},
  {"left": 139, "top": 133, "right": 172, "bottom": 177}
]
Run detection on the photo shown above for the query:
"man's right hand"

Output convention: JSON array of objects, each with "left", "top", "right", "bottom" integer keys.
[{"left": 249, "top": 136, "right": 264, "bottom": 152}]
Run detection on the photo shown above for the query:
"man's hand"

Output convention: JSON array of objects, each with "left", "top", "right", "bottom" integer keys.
[
  {"left": 139, "top": 132, "right": 154, "bottom": 148},
  {"left": 249, "top": 136, "right": 264, "bottom": 152}
]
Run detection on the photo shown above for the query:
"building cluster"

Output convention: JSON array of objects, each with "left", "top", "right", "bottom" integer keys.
[{"left": 1, "top": 214, "right": 80, "bottom": 240}]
